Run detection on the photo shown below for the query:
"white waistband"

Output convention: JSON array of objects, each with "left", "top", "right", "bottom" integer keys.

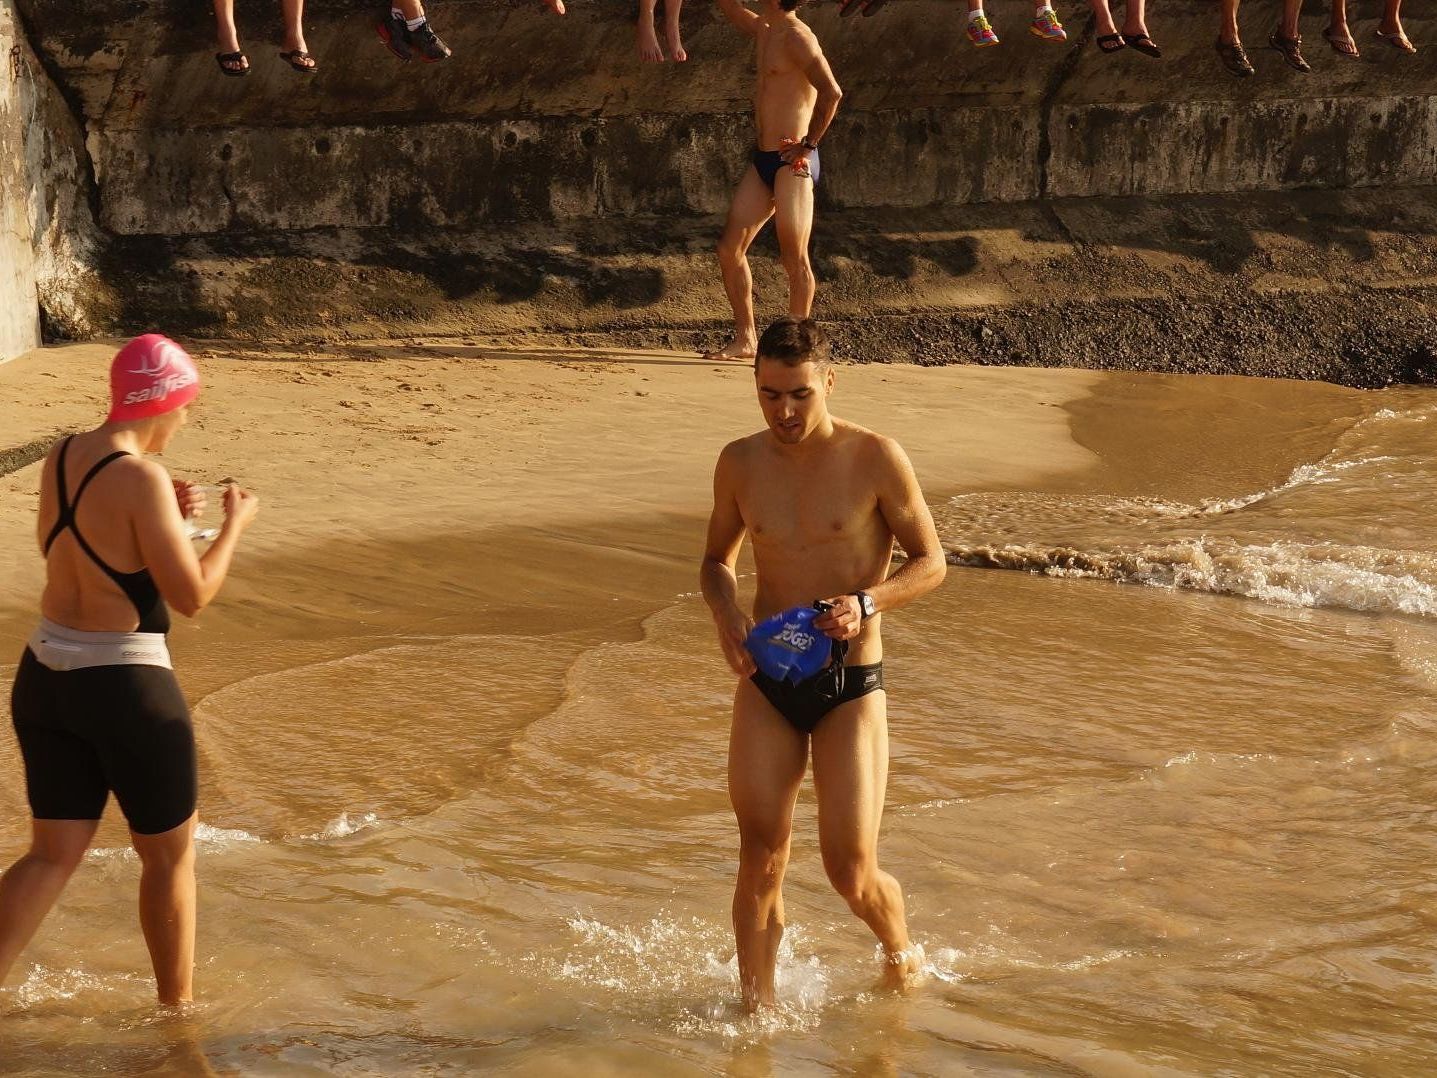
[{"left": 28, "top": 617, "right": 172, "bottom": 672}]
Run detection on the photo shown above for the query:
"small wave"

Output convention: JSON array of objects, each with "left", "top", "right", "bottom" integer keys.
[
  {"left": 1190, "top": 456, "right": 1392, "bottom": 516},
  {"left": 944, "top": 451, "right": 1401, "bottom": 536},
  {"left": 194, "top": 822, "right": 262, "bottom": 847},
  {"left": 84, "top": 821, "right": 262, "bottom": 864},
  {"left": 925, "top": 943, "right": 1140, "bottom": 982},
  {"left": 292, "top": 812, "right": 382, "bottom": 842},
  {"left": 948, "top": 539, "right": 1437, "bottom": 617},
  {"left": 1161, "top": 750, "right": 1278, "bottom": 770}
]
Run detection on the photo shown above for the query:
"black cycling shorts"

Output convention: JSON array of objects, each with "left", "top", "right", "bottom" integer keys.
[{"left": 9, "top": 648, "right": 197, "bottom": 835}]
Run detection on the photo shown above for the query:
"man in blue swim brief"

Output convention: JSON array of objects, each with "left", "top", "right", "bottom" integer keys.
[
  {"left": 700, "top": 318, "right": 948, "bottom": 1012},
  {"left": 705, "top": 0, "right": 842, "bottom": 363}
]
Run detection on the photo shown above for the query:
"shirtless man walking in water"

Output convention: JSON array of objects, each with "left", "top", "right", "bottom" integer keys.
[
  {"left": 700, "top": 318, "right": 946, "bottom": 1010},
  {"left": 705, "top": 0, "right": 842, "bottom": 362}
]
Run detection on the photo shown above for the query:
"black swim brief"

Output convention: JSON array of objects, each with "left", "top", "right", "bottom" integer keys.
[
  {"left": 751, "top": 662, "right": 884, "bottom": 734},
  {"left": 753, "top": 146, "right": 822, "bottom": 189},
  {"left": 10, "top": 647, "right": 197, "bottom": 835}
]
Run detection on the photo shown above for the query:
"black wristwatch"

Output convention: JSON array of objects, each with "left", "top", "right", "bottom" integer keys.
[
  {"left": 800, "top": 137, "right": 818, "bottom": 151},
  {"left": 854, "top": 591, "right": 876, "bottom": 621}
]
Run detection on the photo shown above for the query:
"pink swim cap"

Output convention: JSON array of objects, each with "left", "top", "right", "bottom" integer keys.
[{"left": 107, "top": 334, "right": 201, "bottom": 423}]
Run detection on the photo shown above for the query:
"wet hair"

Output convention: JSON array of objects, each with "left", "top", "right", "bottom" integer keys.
[{"left": 755, "top": 317, "right": 831, "bottom": 372}]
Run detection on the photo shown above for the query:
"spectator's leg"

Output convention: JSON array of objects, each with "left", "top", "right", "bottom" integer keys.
[
  {"left": 1219, "top": 0, "right": 1241, "bottom": 44},
  {"left": 1379, "top": 0, "right": 1403, "bottom": 38},
  {"left": 1121, "top": 0, "right": 1149, "bottom": 38},
  {"left": 1323, "top": 0, "right": 1360, "bottom": 54},
  {"left": 663, "top": 0, "right": 687, "bottom": 63},
  {"left": 1279, "top": 0, "right": 1301, "bottom": 40},
  {"left": 1088, "top": 0, "right": 1119, "bottom": 38},
  {"left": 1328, "top": 0, "right": 1348, "bottom": 35},
  {"left": 637, "top": 0, "right": 664, "bottom": 62},
  {"left": 280, "top": 0, "right": 315, "bottom": 68},
  {"left": 212, "top": 0, "right": 248, "bottom": 72}
]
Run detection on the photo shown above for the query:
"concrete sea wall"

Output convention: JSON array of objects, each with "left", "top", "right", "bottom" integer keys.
[
  {"left": 4, "top": 0, "right": 1437, "bottom": 383},
  {"left": 0, "top": 0, "right": 113, "bottom": 363},
  {"left": 18, "top": 0, "right": 1437, "bottom": 233},
  {"left": 0, "top": 0, "right": 40, "bottom": 362}
]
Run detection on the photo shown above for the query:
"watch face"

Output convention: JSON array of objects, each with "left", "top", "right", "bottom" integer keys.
[{"left": 859, "top": 593, "right": 875, "bottom": 617}]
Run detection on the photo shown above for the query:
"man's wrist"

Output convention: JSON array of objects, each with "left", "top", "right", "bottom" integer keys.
[
  {"left": 800, "top": 136, "right": 818, "bottom": 151},
  {"left": 853, "top": 591, "right": 876, "bottom": 620}
]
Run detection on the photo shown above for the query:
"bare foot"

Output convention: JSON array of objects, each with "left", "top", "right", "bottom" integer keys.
[
  {"left": 702, "top": 338, "right": 756, "bottom": 362},
  {"left": 665, "top": 17, "right": 688, "bottom": 62},
  {"left": 637, "top": 16, "right": 665, "bottom": 62},
  {"left": 877, "top": 943, "right": 927, "bottom": 993}
]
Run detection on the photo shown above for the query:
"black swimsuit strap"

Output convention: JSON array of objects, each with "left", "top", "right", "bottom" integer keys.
[
  {"left": 42, "top": 436, "right": 75, "bottom": 553},
  {"left": 41, "top": 435, "right": 134, "bottom": 569},
  {"left": 70, "top": 450, "right": 132, "bottom": 511}
]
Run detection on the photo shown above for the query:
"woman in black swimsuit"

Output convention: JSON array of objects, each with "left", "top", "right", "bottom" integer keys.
[{"left": 0, "top": 335, "right": 259, "bottom": 1005}]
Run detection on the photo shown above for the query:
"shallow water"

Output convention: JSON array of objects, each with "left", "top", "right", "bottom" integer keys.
[{"left": 3, "top": 372, "right": 1436, "bottom": 1074}]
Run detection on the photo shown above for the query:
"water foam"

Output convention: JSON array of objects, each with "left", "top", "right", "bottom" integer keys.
[
  {"left": 83, "top": 821, "right": 262, "bottom": 866},
  {"left": 949, "top": 539, "right": 1437, "bottom": 617},
  {"left": 292, "top": 811, "right": 382, "bottom": 842},
  {"left": 521, "top": 914, "right": 831, "bottom": 1036},
  {"left": 925, "top": 941, "right": 1140, "bottom": 983},
  {"left": 1192, "top": 455, "right": 1397, "bottom": 516},
  {"left": 3, "top": 964, "right": 148, "bottom": 1010}
]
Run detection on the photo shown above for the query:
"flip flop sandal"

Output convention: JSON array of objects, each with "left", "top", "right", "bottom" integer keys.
[
  {"left": 1322, "top": 26, "right": 1360, "bottom": 58},
  {"left": 859, "top": 0, "right": 890, "bottom": 17},
  {"left": 215, "top": 51, "right": 249, "bottom": 77},
  {"left": 279, "top": 49, "right": 318, "bottom": 73},
  {"left": 1122, "top": 32, "right": 1161, "bottom": 57},
  {"left": 1096, "top": 33, "right": 1125, "bottom": 53},
  {"left": 838, "top": 0, "right": 862, "bottom": 17},
  {"left": 1376, "top": 29, "right": 1417, "bottom": 54}
]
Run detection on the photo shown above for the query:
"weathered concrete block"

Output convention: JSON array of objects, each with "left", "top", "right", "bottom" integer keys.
[
  {"left": 2, "top": 0, "right": 114, "bottom": 350},
  {"left": 1, "top": 0, "right": 41, "bottom": 361},
  {"left": 15, "top": 0, "right": 1437, "bottom": 233}
]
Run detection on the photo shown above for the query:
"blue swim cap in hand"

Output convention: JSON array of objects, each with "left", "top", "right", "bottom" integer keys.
[{"left": 745, "top": 604, "right": 833, "bottom": 684}]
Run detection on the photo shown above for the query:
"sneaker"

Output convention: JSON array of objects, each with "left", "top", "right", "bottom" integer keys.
[
  {"left": 410, "top": 20, "right": 452, "bottom": 62},
  {"left": 966, "top": 15, "right": 1000, "bottom": 47},
  {"left": 376, "top": 11, "right": 412, "bottom": 61},
  {"left": 1268, "top": 28, "right": 1311, "bottom": 72},
  {"left": 1215, "top": 37, "right": 1255, "bottom": 76},
  {"left": 1030, "top": 8, "right": 1066, "bottom": 41}
]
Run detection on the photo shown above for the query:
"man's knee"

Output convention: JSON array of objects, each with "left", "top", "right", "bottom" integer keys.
[
  {"left": 779, "top": 248, "right": 812, "bottom": 279},
  {"left": 718, "top": 234, "right": 749, "bottom": 265},
  {"left": 737, "top": 834, "right": 791, "bottom": 889},
  {"left": 822, "top": 849, "right": 876, "bottom": 905}
]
